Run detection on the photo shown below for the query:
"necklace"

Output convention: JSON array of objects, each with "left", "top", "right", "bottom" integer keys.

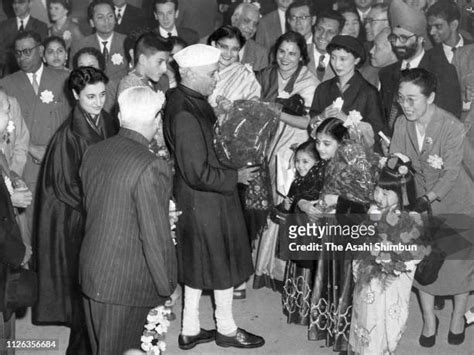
[{"left": 278, "top": 69, "right": 294, "bottom": 82}]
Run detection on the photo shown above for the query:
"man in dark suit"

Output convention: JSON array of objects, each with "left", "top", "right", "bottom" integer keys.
[
  {"left": 0, "top": 30, "right": 71, "bottom": 230},
  {"left": 379, "top": 0, "right": 462, "bottom": 133},
  {"left": 256, "top": 0, "right": 293, "bottom": 51},
  {"left": 231, "top": 3, "right": 269, "bottom": 71},
  {"left": 70, "top": 0, "right": 128, "bottom": 81},
  {"left": 0, "top": 0, "right": 48, "bottom": 76},
  {"left": 152, "top": 0, "right": 199, "bottom": 45},
  {"left": 79, "top": 86, "right": 177, "bottom": 355},
  {"left": 113, "top": 0, "right": 145, "bottom": 35}
]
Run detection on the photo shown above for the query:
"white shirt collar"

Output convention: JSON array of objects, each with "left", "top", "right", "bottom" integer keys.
[
  {"left": 313, "top": 46, "right": 330, "bottom": 67},
  {"left": 96, "top": 33, "right": 114, "bottom": 51},
  {"left": 115, "top": 4, "right": 127, "bottom": 24},
  {"left": 357, "top": 8, "right": 371, "bottom": 21},
  {"left": 26, "top": 63, "right": 44, "bottom": 85},
  {"left": 277, "top": 8, "right": 286, "bottom": 34},
  {"left": 442, "top": 35, "right": 463, "bottom": 63},
  {"left": 17, "top": 15, "right": 30, "bottom": 29},
  {"left": 159, "top": 26, "right": 178, "bottom": 38},
  {"left": 306, "top": 34, "right": 313, "bottom": 45},
  {"left": 239, "top": 44, "right": 246, "bottom": 62},
  {"left": 402, "top": 49, "right": 425, "bottom": 69}
]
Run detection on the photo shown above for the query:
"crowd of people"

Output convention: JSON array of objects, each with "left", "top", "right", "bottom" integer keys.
[{"left": 0, "top": 0, "right": 473, "bottom": 354}]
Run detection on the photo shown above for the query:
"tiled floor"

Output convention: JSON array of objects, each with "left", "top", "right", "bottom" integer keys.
[{"left": 15, "top": 285, "right": 474, "bottom": 355}]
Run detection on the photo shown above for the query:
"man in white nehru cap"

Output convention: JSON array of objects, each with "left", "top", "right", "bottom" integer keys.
[{"left": 163, "top": 44, "right": 265, "bottom": 350}]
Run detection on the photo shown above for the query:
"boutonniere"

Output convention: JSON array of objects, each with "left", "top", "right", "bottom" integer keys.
[
  {"left": 62, "top": 30, "right": 72, "bottom": 41},
  {"left": 427, "top": 154, "right": 443, "bottom": 169},
  {"left": 332, "top": 97, "right": 344, "bottom": 110},
  {"left": 425, "top": 136, "right": 433, "bottom": 146},
  {"left": 40, "top": 90, "right": 54, "bottom": 104},
  {"left": 111, "top": 53, "right": 124, "bottom": 65}
]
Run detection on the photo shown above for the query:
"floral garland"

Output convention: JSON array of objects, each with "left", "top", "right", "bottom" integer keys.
[
  {"left": 357, "top": 208, "right": 430, "bottom": 289},
  {"left": 140, "top": 306, "right": 172, "bottom": 354}
]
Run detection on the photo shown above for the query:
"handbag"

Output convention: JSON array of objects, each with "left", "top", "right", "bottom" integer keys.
[
  {"left": 275, "top": 94, "right": 306, "bottom": 116},
  {"left": 2, "top": 265, "right": 37, "bottom": 320},
  {"left": 414, "top": 205, "right": 446, "bottom": 286}
]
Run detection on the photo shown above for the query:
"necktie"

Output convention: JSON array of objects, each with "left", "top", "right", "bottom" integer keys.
[
  {"left": 116, "top": 8, "right": 122, "bottom": 24},
  {"left": 32, "top": 73, "right": 39, "bottom": 95},
  {"left": 102, "top": 41, "right": 109, "bottom": 61},
  {"left": 19, "top": 20, "right": 24, "bottom": 32},
  {"left": 316, "top": 54, "right": 326, "bottom": 82},
  {"left": 167, "top": 32, "right": 172, "bottom": 38},
  {"left": 405, "top": 62, "right": 411, "bottom": 70}
]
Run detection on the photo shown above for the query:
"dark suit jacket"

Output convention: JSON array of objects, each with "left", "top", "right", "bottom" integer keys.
[
  {"left": 114, "top": 4, "right": 145, "bottom": 35},
  {"left": 379, "top": 52, "right": 462, "bottom": 132},
  {"left": 241, "top": 39, "right": 269, "bottom": 71},
  {"left": 70, "top": 32, "right": 128, "bottom": 81},
  {"left": 256, "top": 10, "right": 283, "bottom": 51},
  {"left": 177, "top": 26, "right": 199, "bottom": 45},
  {"left": 0, "top": 66, "right": 71, "bottom": 188},
  {"left": 79, "top": 128, "right": 177, "bottom": 307},
  {"left": 0, "top": 17, "right": 48, "bottom": 75}
]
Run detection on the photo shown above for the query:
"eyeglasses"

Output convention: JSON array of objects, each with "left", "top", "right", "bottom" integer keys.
[
  {"left": 288, "top": 15, "right": 311, "bottom": 23},
  {"left": 397, "top": 94, "right": 424, "bottom": 106},
  {"left": 364, "top": 17, "right": 388, "bottom": 25},
  {"left": 388, "top": 33, "right": 416, "bottom": 44},
  {"left": 14, "top": 45, "right": 40, "bottom": 58}
]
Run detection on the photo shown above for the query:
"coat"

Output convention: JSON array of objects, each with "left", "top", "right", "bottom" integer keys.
[
  {"left": 241, "top": 39, "right": 269, "bottom": 72},
  {"left": 114, "top": 4, "right": 145, "bottom": 36},
  {"left": 256, "top": 10, "right": 283, "bottom": 51},
  {"left": 79, "top": 128, "right": 177, "bottom": 306},
  {"left": 306, "top": 43, "right": 336, "bottom": 82},
  {"left": 379, "top": 52, "right": 462, "bottom": 133},
  {"left": 70, "top": 32, "right": 128, "bottom": 81},
  {"left": 0, "top": 17, "right": 48, "bottom": 75},
  {"left": 163, "top": 85, "right": 254, "bottom": 290},
  {"left": 32, "top": 107, "right": 118, "bottom": 325},
  {"left": 0, "top": 65, "right": 71, "bottom": 190},
  {"left": 309, "top": 70, "right": 388, "bottom": 150}
]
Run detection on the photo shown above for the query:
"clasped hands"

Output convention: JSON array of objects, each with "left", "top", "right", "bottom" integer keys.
[{"left": 298, "top": 194, "right": 339, "bottom": 222}]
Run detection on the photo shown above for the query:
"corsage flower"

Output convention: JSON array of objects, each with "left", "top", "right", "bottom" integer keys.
[
  {"left": 62, "top": 30, "right": 72, "bottom": 41},
  {"left": 332, "top": 97, "right": 344, "bottom": 110},
  {"left": 427, "top": 154, "right": 443, "bottom": 169},
  {"left": 40, "top": 90, "right": 54, "bottom": 104},
  {"left": 111, "top": 53, "right": 124, "bottom": 65},
  {"left": 425, "top": 136, "right": 433, "bottom": 145},
  {"left": 6, "top": 120, "right": 15, "bottom": 134},
  {"left": 343, "top": 110, "right": 363, "bottom": 128}
]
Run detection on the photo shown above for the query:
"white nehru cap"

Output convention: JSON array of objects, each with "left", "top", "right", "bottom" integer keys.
[{"left": 173, "top": 44, "right": 221, "bottom": 68}]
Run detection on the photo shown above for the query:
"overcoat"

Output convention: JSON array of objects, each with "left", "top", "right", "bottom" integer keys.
[
  {"left": 163, "top": 85, "right": 254, "bottom": 290},
  {"left": 32, "top": 107, "right": 117, "bottom": 324}
]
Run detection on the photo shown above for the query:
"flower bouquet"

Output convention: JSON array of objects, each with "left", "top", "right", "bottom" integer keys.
[
  {"left": 140, "top": 305, "right": 172, "bottom": 354},
  {"left": 213, "top": 99, "right": 281, "bottom": 169}
]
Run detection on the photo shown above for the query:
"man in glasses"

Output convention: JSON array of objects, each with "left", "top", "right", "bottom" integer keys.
[
  {"left": 0, "top": 30, "right": 71, "bottom": 246},
  {"left": 364, "top": 3, "right": 389, "bottom": 42},
  {"left": 286, "top": 0, "right": 315, "bottom": 45},
  {"left": 0, "top": 0, "right": 48, "bottom": 76},
  {"left": 379, "top": 0, "right": 461, "bottom": 134}
]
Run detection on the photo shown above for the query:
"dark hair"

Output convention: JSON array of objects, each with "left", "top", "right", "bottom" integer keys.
[
  {"left": 49, "top": 0, "right": 71, "bottom": 12},
  {"left": 295, "top": 139, "right": 319, "bottom": 161},
  {"left": 153, "top": 0, "right": 178, "bottom": 11},
  {"left": 338, "top": 5, "right": 366, "bottom": 42},
  {"left": 87, "top": 0, "right": 114, "bottom": 21},
  {"left": 134, "top": 32, "right": 173, "bottom": 66},
  {"left": 273, "top": 31, "right": 309, "bottom": 65},
  {"left": 400, "top": 68, "right": 437, "bottom": 97},
  {"left": 14, "top": 30, "right": 42, "bottom": 46},
  {"left": 315, "top": 10, "right": 346, "bottom": 32},
  {"left": 68, "top": 67, "right": 109, "bottom": 95},
  {"left": 207, "top": 25, "right": 246, "bottom": 49},
  {"left": 426, "top": 1, "right": 460, "bottom": 23},
  {"left": 378, "top": 156, "right": 417, "bottom": 210},
  {"left": 43, "top": 36, "right": 66, "bottom": 50},
  {"left": 315, "top": 117, "right": 349, "bottom": 143},
  {"left": 286, "top": 0, "right": 315, "bottom": 19},
  {"left": 123, "top": 27, "right": 152, "bottom": 64},
  {"left": 72, "top": 47, "right": 106, "bottom": 71}
]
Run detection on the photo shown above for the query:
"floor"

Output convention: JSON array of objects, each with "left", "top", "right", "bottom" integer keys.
[{"left": 14, "top": 284, "right": 474, "bottom": 355}]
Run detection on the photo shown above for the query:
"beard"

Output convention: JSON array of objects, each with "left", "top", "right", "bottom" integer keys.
[{"left": 392, "top": 42, "right": 419, "bottom": 60}]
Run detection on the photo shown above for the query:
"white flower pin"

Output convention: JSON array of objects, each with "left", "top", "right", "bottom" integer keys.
[
  {"left": 6, "top": 120, "right": 15, "bottom": 134},
  {"left": 40, "top": 90, "right": 54, "bottom": 104},
  {"left": 425, "top": 136, "right": 433, "bottom": 145},
  {"left": 62, "top": 30, "right": 72, "bottom": 41},
  {"left": 111, "top": 53, "right": 124, "bottom": 65},
  {"left": 343, "top": 110, "right": 362, "bottom": 128},
  {"left": 427, "top": 154, "right": 443, "bottom": 169}
]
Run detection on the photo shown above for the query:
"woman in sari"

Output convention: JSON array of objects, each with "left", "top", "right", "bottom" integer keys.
[{"left": 253, "top": 31, "right": 319, "bottom": 291}]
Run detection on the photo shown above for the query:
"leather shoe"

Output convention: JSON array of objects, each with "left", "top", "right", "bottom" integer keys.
[
  {"left": 216, "top": 328, "right": 265, "bottom": 348},
  {"left": 448, "top": 324, "right": 466, "bottom": 345},
  {"left": 419, "top": 316, "right": 439, "bottom": 347},
  {"left": 178, "top": 329, "right": 215, "bottom": 350}
]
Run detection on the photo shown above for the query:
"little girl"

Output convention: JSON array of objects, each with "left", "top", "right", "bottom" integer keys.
[
  {"left": 349, "top": 155, "right": 420, "bottom": 355},
  {"left": 280, "top": 140, "right": 326, "bottom": 325}
]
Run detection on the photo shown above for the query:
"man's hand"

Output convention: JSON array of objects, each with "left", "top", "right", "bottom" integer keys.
[
  {"left": 11, "top": 188, "right": 32, "bottom": 208},
  {"left": 237, "top": 166, "right": 259, "bottom": 185}
]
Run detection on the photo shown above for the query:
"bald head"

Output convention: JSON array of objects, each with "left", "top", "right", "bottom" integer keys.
[
  {"left": 370, "top": 28, "right": 397, "bottom": 68},
  {"left": 231, "top": 3, "right": 260, "bottom": 40}
]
